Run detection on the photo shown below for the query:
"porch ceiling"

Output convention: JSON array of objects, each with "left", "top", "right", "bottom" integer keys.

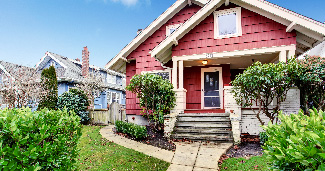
[{"left": 183, "top": 52, "right": 279, "bottom": 69}]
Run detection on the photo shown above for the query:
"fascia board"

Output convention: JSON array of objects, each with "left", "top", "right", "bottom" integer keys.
[
  {"left": 105, "top": 0, "right": 188, "bottom": 70},
  {"left": 151, "top": 0, "right": 223, "bottom": 59}
]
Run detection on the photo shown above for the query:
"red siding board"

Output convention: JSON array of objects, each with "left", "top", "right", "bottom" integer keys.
[
  {"left": 172, "top": 6, "right": 296, "bottom": 57},
  {"left": 123, "top": 0, "right": 201, "bottom": 116}
]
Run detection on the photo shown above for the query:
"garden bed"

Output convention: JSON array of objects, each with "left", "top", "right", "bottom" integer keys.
[{"left": 114, "top": 124, "right": 176, "bottom": 151}]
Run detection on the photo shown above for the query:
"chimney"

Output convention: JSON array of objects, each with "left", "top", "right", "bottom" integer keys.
[
  {"left": 75, "top": 58, "right": 80, "bottom": 62},
  {"left": 137, "top": 29, "right": 143, "bottom": 35},
  {"left": 82, "top": 46, "right": 90, "bottom": 77}
]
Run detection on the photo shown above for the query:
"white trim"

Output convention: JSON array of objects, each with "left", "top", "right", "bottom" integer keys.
[
  {"left": 225, "top": 0, "right": 229, "bottom": 6},
  {"left": 150, "top": 0, "right": 325, "bottom": 63},
  {"left": 0, "top": 63, "right": 12, "bottom": 78},
  {"left": 35, "top": 52, "right": 67, "bottom": 69},
  {"left": 150, "top": 0, "right": 223, "bottom": 58},
  {"left": 141, "top": 69, "right": 172, "bottom": 82},
  {"left": 105, "top": 0, "right": 190, "bottom": 71},
  {"left": 166, "top": 24, "right": 182, "bottom": 36},
  {"left": 286, "top": 21, "right": 297, "bottom": 32},
  {"left": 214, "top": 7, "right": 242, "bottom": 39},
  {"left": 173, "top": 44, "right": 296, "bottom": 61},
  {"left": 201, "top": 67, "right": 223, "bottom": 109}
]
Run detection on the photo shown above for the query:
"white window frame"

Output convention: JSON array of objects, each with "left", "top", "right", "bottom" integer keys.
[
  {"left": 166, "top": 24, "right": 182, "bottom": 37},
  {"left": 214, "top": 7, "right": 242, "bottom": 39},
  {"left": 141, "top": 69, "right": 172, "bottom": 82}
]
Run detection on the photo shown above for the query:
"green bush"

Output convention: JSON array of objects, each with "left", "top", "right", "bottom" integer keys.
[
  {"left": 0, "top": 108, "right": 82, "bottom": 170},
  {"left": 262, "top": 109, "right": 325, "bottom": 171},
  {"left": 115, "top": 121, "right": 147, "bottom": 139},
  {"left": 259, "top": 132, "right": 268, "bottom": 145},
  {"left": 126, "top": 73, "right": 176, "bottom": 130},
  {"left": 57, "top": 88, "right": 90, "bottom": 124}
]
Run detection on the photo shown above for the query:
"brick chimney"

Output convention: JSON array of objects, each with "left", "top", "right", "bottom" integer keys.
[{"left": 82, "top": 46, "right": 90, "bottom": 77}]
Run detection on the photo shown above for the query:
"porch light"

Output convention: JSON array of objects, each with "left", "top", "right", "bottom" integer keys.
[{"left": 202, "top": 60, "right": 208, "bottom": 65}]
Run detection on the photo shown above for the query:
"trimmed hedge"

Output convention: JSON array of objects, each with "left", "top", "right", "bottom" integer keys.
[
  {"left": 0, "top": 108, "right": 82, "bottom": 170},
  {"left": 263, "top": 109, "right": 325, "bottom": 170},
  {"left": 115, "top": 121, "right": 147, "bottom": 139}
]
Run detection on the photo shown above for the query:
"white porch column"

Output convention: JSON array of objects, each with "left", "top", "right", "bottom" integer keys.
[
  {"left": 279, "top": 50, "right": 287, "bottom": 62},
  {"left": 178, "top": 60, "right": 184, "bottom": 89},
  {"left": 287, "top": 49, "right": 295, "bottom": 59},
  {"left": 172, "top": 60, "right": 178, "bottom": 89}
]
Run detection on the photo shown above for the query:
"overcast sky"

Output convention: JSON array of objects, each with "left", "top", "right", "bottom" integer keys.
[{"left": 0, "top": 0, "right": 324, "bottom": 68}]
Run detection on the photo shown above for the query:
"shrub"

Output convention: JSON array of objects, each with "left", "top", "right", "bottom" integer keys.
[
  {"left": 115, "top": 121, "right": 147, "bottom": 139},
  {"left": 126, "top": 73, "right": 176, "bottom": 130},
  {"left": 57, "top": 88, "right": 90, "bottom": 124},
  {"left": 38, "top": 66, "right": 58, "bottom": 110},
  {"left": 259, "top": 132, "right": 268, "bottom": 145},
  {"left": 0, "top": 108, "right": 81, "bottom": 170},
  {"left": 262, "top": 109, "right": 325, "bottom": 170},
  {"left": 231, "top": 60, "right": 301, "bottom": 125}
]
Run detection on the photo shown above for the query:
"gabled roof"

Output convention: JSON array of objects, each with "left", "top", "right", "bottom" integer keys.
[
  {"left": 0, "top": 61, "right": 34, "bottom": 78},
  {"left": 35, "top": 51, "right": 125, "bottom": 84},
  {"left": 105, "top": 0, "right": 208, "bottom": 73},
  {"left": 150, "top": 0, "right": 325, "bottom": 62},
  {"left": 107, "top": 0, "right": 325, "bottom": 73}
]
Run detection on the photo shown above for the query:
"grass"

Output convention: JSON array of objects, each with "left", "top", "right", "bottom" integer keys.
[
  {"left": 219, "top": 154, "right": 271, "bottom": 171},
  {"left": 75, "top": 125, "right": 170, "bottom": 171}
]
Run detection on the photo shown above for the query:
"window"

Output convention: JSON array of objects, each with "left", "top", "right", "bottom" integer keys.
[
  {"left": 112, "top": 92, "right": 120, "bottom": 104},
  {"left": 166, "top": 24, "right": 182, "bottom": 36},
  {"left": 141, "top": 69, "right": 171, "bottom": 82},
  {"left": 50, "top": 61, "right": 56, "bottom": 67},
  {"left": 214, "top": 7, "right": 242, "bottom": 39}
]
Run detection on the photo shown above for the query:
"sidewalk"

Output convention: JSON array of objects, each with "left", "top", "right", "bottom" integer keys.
[{"left": 100, "top": 125, "right": 232, "bottom": 171}]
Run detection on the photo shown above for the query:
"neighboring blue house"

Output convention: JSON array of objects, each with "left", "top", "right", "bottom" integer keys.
[{"left": 35, "top": 49, "right": 126, "bottom": 109}]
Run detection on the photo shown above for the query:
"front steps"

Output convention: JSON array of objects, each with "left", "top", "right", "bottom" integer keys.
[{"left": 172, "top": 113, "right": 233, "bottom": 142}]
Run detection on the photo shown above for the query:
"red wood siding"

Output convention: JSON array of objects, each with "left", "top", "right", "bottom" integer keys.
[
  {"left": 172, "top": 4, "right": 296, "bottom": 57},
  {"left": 184, "top": 64, "right": 230, "bottom": 109},
  {"left": 126, "top": 5, "right": 201, "bottom": 115}
]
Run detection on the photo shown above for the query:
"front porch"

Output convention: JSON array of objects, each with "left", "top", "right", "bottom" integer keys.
[
  {"left": 171, "top": 45, "right": 296, "bottom": 114},
  {"left": 166, "top": 45, "right": 299, "bottom": 143}
]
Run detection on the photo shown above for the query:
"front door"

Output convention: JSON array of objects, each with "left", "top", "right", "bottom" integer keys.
[{"left": 201, "top": 67, "right": 223, "bottom": 109}]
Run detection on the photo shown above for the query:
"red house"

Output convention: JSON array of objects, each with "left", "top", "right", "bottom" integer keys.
[{"left": 106, "top": 0, "right": 325, "bottom": 143}]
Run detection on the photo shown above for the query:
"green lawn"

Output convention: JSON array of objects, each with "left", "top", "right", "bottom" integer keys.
[
  {"left": 75, "top": 125, "right": 170, "bottom": 171},
  {"left": 219, "top": 154, "right": 271, "bottom": 171}
]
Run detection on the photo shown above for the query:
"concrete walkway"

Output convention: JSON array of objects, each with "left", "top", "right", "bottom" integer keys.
[{"left": 100, "top": 125, "right": 232, "bottom": 171}]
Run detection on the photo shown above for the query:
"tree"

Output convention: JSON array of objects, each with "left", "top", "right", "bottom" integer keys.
[
  {"left": 0, "top": 65, "right": 46, "bottom": 109},
  {"left": 57, "top": 88, "right": 90, "bottom": 124},
  {"left": 38, "top": 66, "right": 58, "bottom": 110},
  {"left": 126, "top": 73, "right": 176, "bottom": 130},
  {"left": 76, "top": 70, "right": 106, "bottom": 109},
  {"left": 296, "top": 55, "right": 325, "bottom": 112},
  {"left": 231, "top": 60, "right": 300, "bottom": 125}
]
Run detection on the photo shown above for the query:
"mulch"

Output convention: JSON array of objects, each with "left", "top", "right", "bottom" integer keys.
[
  {"left": 113, "top": 124, "right": 176, "bottom": 151},
  {"left": 218, "top": 135, "right": 264, "bottom": 165}
]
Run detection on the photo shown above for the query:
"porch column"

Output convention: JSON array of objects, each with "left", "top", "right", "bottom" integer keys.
[
  {"left": 172, "top": 60, "right": 178, "bottom": 89},
  {"left": 178, "top": 60, "right": 184, "bottom": 89},
  {"left": 279, "top": 50, "right": 286, "bottom": 62},
  {"left": 287, "top": 49, "right": 295, "bottom": 59}
]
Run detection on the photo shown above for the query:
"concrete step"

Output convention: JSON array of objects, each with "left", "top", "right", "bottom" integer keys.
[
  {"left": 175, "top": 122, "right": 231, "bottom": 128},
  {"left": 172, "top": 134, "right": 233, "bottom": 141},
  {"left": 178, "top": 113, "right": 230, "bottom": 117},
  {"left": 177, "top": 117, "right": 230, "bottom": 122},
  {"left": 174, "top": 127, "right": 232, "bottom": 134}
]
